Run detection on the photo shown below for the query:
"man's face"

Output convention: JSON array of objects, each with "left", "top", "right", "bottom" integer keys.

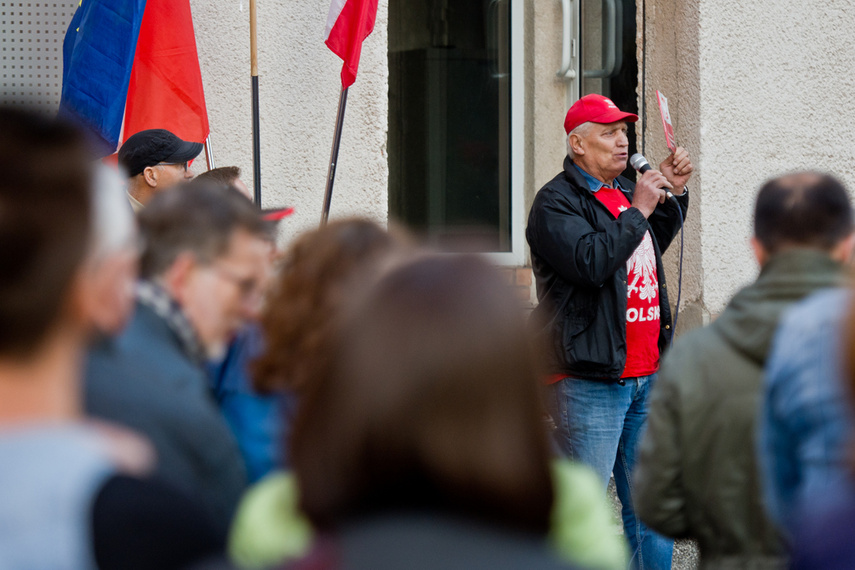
[
  {"left": 180, "top": 229, "right": 271, "bottom": 359},
  {"left": 154, "top": 161, "right": 194, "bottom": 192},
  {"left": 84, "top": 248, "right": 139, "bottom": 336},
  {"left": 571, "top": 121, "right": 629, "bottom": 183}
]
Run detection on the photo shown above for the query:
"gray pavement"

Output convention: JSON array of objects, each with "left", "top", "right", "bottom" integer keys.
[{"left": 607, "top": 477, "right": 699, "bottom": 569}]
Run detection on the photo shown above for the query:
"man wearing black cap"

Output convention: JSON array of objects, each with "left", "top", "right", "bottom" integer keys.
[{"left": 118, "top": 129, "right": 203, "bottom": 212}]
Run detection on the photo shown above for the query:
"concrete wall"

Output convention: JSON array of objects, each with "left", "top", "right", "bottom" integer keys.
[
  {"left": 530, "top": 0, "right": 572, "bottom": 201},
  {"left": 191, "top": 0, "right": 389, "bottom": 243},
  {"left": 643, "top": 0, "right": 855, "bottom": 318},
  {"left": 11, "top": 0, "right": 853, "bottom": 317},
  {"left": 194, "top": 0, "right": 855, "bottom": 316},
  {"left": 639, "top": 0, "right": 704, "bottom": 330}
]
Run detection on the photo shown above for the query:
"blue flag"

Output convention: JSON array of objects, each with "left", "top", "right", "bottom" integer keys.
[{"left": 59, "top": 0, "right": 147, "bottom": 155}]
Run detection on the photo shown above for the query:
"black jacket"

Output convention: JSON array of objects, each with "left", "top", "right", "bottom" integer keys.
[{"left": 526, "top": 157, "right": 688, "bottom": 381}]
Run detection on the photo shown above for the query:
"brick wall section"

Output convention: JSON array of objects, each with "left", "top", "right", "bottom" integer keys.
[{"left": 500, "top": 266, "right": 535, "bottom": 307}]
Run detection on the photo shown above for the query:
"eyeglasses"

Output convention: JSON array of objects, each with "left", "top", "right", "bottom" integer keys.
[
  {"left": 158, "top": 161, "right": 189, "bottom": 172},
  {"left": 211, "top": 264, "right": 263, "bottom": 304}
]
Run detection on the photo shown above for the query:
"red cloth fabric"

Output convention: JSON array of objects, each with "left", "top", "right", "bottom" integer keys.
[
  {"left": 121, "top": 0, "right": 209, "bottom": 146},
  {"left": 546, "top": 373, "right": 567, "bottom": 385},
  {"left": 593, "top": 188, "right": 660, "bottom": 378},
  {"left": 325, "top": 0, "right": 379, "bottom": 88}
]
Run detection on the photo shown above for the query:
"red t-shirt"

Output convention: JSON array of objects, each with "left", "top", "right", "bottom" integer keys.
[
  {"left": 593, "top": 187, "right": 660, "bottom": 377},
  {"left": 545, "top": 186, "right": 661, "bottom": 384}
]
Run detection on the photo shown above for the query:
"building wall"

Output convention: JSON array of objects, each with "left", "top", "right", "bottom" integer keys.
[
  {"left": 0, "top": 1, "right": 389, "bottom": 244},
  {"left": 644, "top": 0, "right": 855, "bottom": 317},
  {"left": 6, "top": 0, "right": 854, "bottom": 319},
  {"left": 191, "top": 0, "right": 390, "bottom": 243},
  {"left": 638, "top": 0, "right": 704, "bottom": 330}
]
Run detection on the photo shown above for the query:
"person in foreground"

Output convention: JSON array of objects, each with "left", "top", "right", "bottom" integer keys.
[
  {"left": 229, "top": 219, "right": 415, "bottom": 567},
  {"left": 634, "top": 172, "right": 854, "bottom": 568},
  {"left": 759, "top": 286, "right": 855, "bottom": 533},
  {"left": 85, "top": 181, "right": 274, "bottom": 533},
  {"left": 526, "top": 93, "right": 692, "bottom": 569},
  {"left": 0, "top": 108, "right": 222, "bottom": 569},
  {"left": 285, "top": 255, "right": 588, "bottom": 569},
  {"left": 229, "top": 232, "right": 625, "bottom": 570},
  {"left": 788, "top": 302, "right": 855, "bottom": 570}
]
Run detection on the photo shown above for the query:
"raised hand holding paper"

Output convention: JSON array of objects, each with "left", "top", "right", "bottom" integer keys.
[{"left": 656, "top": 90, "right": 677, "bottom": 153}]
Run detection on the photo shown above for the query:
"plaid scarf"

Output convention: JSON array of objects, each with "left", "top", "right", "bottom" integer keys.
[{"left": 135, "top": 280, "right": 206, "bottom": 366}]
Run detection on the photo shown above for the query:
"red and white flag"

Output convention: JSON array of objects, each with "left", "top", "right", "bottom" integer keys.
[{"left": 325, "top": 0, "right": 378, "bottom": 88}]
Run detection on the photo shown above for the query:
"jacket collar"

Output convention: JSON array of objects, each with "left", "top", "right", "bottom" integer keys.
[
  {"left": 135, "top": 280, "right": 206, "bottom": 365},
  {"left": 563, "top": 155, "right": 631, "bottom": 196},
  {"left": 714, "top": 249, "right": 847, "bottom": 365}
]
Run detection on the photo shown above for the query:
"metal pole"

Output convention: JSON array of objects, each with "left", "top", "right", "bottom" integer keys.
[
  {"left": 320, "top": 86, "right": 349, "bottom": 226},
  {"left": 250, "top": 0, "right": 262, "bottom": 205},
  {"left": 204, "top": 135, "right": 216, "bottom": 170}
]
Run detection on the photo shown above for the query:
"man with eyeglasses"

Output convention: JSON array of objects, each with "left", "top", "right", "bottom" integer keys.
[
  {"left": 118, "top": 128, "right": 201, "bottom": 212},
  {"left": 84, "top": 180, "right": 276, "bottom": 534}
]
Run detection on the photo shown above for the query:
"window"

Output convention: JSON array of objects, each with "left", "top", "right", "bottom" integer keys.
[{"left": 388, "top": 0, "right": 525, "bottom": 263}]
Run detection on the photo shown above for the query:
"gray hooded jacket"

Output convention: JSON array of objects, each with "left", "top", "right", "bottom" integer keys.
[{"left": 634, "top": 249, "right": 847, "bottom": 569}]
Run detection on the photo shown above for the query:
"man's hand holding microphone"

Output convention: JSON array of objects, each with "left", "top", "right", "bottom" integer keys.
[{"left": 630, "top": 147, "right": 693, "bottom": 219}]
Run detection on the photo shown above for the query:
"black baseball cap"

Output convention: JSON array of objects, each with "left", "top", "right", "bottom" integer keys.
[{"left": 118, "top": 129, "right": 203, "bottom": 178}]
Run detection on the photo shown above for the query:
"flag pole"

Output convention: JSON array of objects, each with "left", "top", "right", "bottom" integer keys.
[
  {"left": 320, "top": 85, "right": 349, "bottom": 226},
  {"left": 204, "top": 135, "right": 216, "bottom": 170},
  {"left": 250, "top": 0, "right": 262, "bottom": 205}
]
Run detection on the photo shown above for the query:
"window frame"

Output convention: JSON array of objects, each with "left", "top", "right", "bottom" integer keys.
[{"left": 485, "top": 0, "right": 526, "bottom": 266}]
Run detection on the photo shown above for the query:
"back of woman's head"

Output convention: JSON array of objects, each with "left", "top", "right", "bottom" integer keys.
[
  {"left": 292, "top": 254, "right": 554, "bottom": 534},
  {"left": 254, "top": 218, "right": 408, "bottom": 393}
]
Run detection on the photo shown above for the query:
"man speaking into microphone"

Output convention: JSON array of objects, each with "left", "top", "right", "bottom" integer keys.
[{"left": 526, "top": 93, "right": 692, "bottom": 569}]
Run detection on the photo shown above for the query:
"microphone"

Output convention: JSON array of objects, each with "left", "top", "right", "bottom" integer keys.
[{"left": 629, "top": 153, "right": 676, "bottom": 201}]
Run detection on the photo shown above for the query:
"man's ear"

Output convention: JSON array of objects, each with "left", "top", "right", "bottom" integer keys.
[
  {"left": 831, "top": 232, "right": 855, "bottom": 265},
  {"left": 750, "top": 236, "right": 769, "bottom": 267},
  {"left": 142, "top": 165, "right": 159, "bottom": 188},
  {"left": 160, "top": 252, "right": 197, "bottom": 305},
  {"left": 568, "top": 133, "right": 585, "bottom": 157}
]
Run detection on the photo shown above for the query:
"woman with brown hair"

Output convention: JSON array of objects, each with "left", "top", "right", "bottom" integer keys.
[
  {"left": 282, "top": 255, "right": 585, "bottom": 569},
  {"left": 229, "top": 218, "right": 413, "bottom": 563},
  {"left": 252, "top": 218, "right": 408, "bottom": 396},
  {"left": 230, "top": 236, "right": 624, "bottom": 570}
]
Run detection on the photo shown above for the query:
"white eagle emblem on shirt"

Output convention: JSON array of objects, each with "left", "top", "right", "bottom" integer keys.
[{"left": 626, "top": 232, "right": 658, "bottom": 301}]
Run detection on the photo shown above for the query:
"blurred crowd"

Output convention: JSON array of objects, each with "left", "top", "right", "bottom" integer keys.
[{"left": 2, "top": 104, "right": 855, "bottom": 570}]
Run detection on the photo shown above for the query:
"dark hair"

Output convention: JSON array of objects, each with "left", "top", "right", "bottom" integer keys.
[
  {"left": 138, "top": 180, "right": 272, "bottom": 279},
  {"left": 0, "top": 108, "right": 92, "bottom": 357},
  {"left": 253, "top": 218, "right": 407, "bottom": 393},
  {"left": 194, "top": 166, "right": 241, "bottom": 186},
  {"left": 754, "top": 172, "right": 853, "bottom": 254},
  {"left": 291, "top": 255, "right": 554, "bottom": 534}
]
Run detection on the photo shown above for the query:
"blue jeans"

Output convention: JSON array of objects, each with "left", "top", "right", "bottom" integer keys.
[{"left": 549, "top": 375, "right": 674, "bottom": 570}]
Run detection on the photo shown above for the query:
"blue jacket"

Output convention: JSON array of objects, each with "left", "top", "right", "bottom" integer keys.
[
  {"left": 759, "top": 287, "right": 855, "bottom": 532},
  {"left": 206, "top": 324, "right": 298, "bottom": 482}
]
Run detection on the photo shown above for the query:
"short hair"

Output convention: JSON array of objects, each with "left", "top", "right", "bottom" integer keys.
[
  {"left": 194, "top": 166, "right": 241, "bottom": 186},
  {"left": 566, "top": 121, "right": 594, "bottom": 160},
  {"left": 291, "top": 255, "right": 555, "bottom": 534},
  {"left": 137, "top": 180, "right": 272, "bottom": 279},
  {"left": 753, "top": 172, "right": 853, "bottom": 254},
  {"left": 0, "top": 108, "right": 92, "bottom": 357},
  {"left": 253, "top": 218, "right": 408, "bottom": 394}
]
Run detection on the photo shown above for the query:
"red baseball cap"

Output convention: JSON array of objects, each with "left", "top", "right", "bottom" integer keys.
[{"left": 564, "top": 94, "right": 638, "bottom": 134}]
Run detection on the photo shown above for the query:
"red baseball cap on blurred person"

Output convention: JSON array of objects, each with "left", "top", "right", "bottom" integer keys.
[{"left": 564, "top": 94, "right": 639, "bottom": 134}]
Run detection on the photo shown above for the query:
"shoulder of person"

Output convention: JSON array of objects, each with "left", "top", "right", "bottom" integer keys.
[{"left": 92, "top": 474, "right": 225, "bottom": 570}]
